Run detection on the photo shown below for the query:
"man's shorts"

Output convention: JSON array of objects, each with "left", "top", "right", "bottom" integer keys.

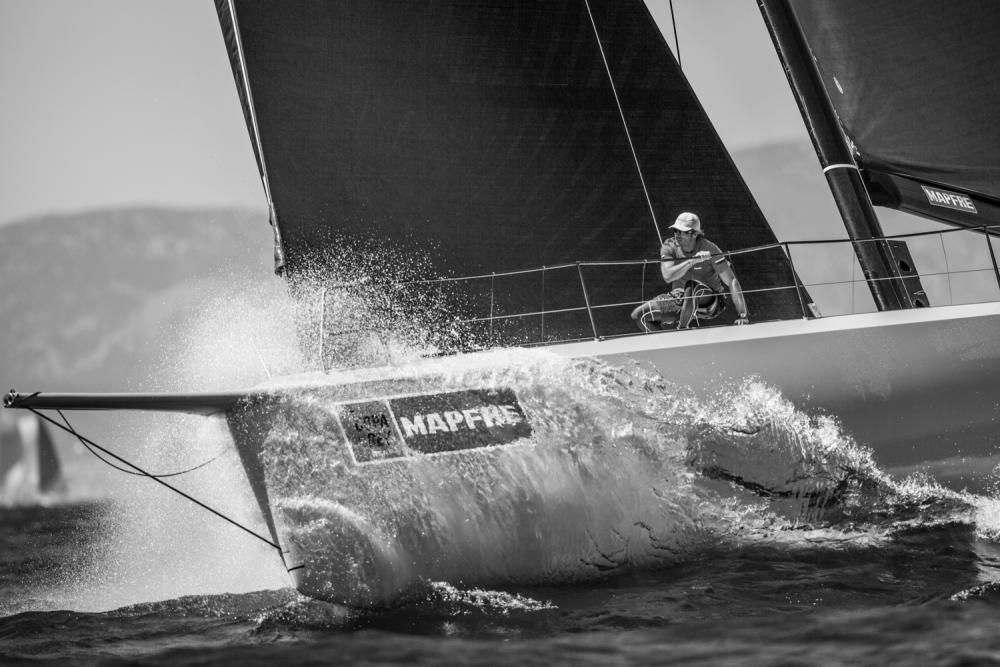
[
  {"left": 652, "top": 282, "right": 726, "bottom": 324},
  {"left": 649, "top": 288, "right": 687, "bottom": 315}
]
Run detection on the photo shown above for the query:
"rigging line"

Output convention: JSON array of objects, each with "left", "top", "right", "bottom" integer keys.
[
  {"left": 583, "top": 0, "right": 663, "bottom": 244},
  {"left": 227, "top": 0, "right": 277, "bottom": 219},
  {"left": 251, "top": 336, "right": 273, "bottom": 382},
  {"left": 56, "top": 409, "right": 226, "bottom": 479},
  {"left": 669, "top": 0, "right": 681, "bottom": 69},
  {"left": 28, "top": 407, "right": 280, "bottom": 551},
  {"left": 541, "top": 266, "right": 547, "bottom": 340},
  {"left": 940, "top": 233, "right": 954, "bottom": 305},
  {"left": 850, "top": 244, "right": 857, "bottom": 314}
]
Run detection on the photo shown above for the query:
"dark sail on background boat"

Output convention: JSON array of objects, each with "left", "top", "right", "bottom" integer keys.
[
  {"left": 0, "top": 414, "right": 63, "bottom": 501},
  {"left": 783, "top": 0, "right": 1000, "bottom": 231},
  {"left": 215, "top": 0, "right": 805, "bottom": 345}
]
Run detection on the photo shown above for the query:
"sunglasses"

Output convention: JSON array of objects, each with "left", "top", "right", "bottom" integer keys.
[{"left": 673, "top": 230, "right": 696, "bottom": 236}]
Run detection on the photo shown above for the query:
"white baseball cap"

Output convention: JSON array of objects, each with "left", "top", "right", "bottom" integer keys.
[{"left": 670, "top": 212, "right": 701, "bottom": 232}]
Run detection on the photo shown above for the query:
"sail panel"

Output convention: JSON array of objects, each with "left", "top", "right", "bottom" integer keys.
[
  {"left": 787, "top": 0, "right": 1000, "bottom": 229},
  {"left": 35, "top": 419, "right": 62, "bottom": 494},
  {"left": 217, "top": 0, "right": 805, "bottom": 340}
]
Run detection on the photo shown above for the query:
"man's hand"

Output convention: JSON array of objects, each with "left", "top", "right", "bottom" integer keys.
[
  {"left": 694, "top": 250, "right": 712, "bottom": 260},
  {"left": 734, "top": 316, "right": 749, "bottom": 326}
]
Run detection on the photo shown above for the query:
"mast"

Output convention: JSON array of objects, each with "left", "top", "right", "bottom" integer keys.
[{"left": 757, "top": 0, "right": 910, "bottom": 311}]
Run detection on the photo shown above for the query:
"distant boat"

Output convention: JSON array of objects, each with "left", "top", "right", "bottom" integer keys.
[
  {"left": 6, "top": 0, "right": 1000, "bottom": 604},
  {"left": 1, "top": 412, "right": 64, "bottom": 504}
]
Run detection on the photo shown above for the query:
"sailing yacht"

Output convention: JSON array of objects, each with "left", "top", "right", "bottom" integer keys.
[
  {"left": 5, "top": 0, "right": 1000, "bottom": 604},
  {"left": 0, "top": 412, "right": 64, "bottom": 505}
]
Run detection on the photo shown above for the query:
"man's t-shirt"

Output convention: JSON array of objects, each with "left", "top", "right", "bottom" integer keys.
[{"left": 660, "top": 236, "right": 731, "bottom": 293}]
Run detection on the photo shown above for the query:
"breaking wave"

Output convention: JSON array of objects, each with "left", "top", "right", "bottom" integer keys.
[
  {"left": 251, "top": 349, "right": 992, "bottom": 607},
  {"left": 34, "top": 275, "right": 997, "bottom": 613}
]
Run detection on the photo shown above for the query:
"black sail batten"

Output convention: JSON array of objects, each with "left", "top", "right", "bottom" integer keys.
[
  {"left": 216, "top": 1, "right": 806, "bottom": 342},
  {"left": 781, "top": 0, "right": 1000, "bottom": 232}
]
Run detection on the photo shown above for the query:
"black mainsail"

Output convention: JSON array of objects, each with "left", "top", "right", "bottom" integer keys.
[
  {"left": 778, "top": 0, "right": 1000, "bottom": 231},
  {"left": 215, "top": 0, "right": 804, "bottom": 344}
]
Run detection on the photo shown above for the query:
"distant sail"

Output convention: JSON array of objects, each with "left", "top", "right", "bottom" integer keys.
[
  {"left": 0, "top": 414, "right": 24, "bottom": 492},
  {"left": 216, "top": 0, "right": 806, "bottom": 341},
  {"left": 0, "top": 413, "right": 64, "bottom": 503},
  {"left": 35, "top": 418, "right": 62, "bottom": 494},
  {"left": 785, "top": 1, "right": 1000, "bottom": 230}
]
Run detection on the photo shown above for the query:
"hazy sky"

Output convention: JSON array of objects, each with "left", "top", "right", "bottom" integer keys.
[{"left": 0, "top": 0, "right": 807, "bottom": 227}]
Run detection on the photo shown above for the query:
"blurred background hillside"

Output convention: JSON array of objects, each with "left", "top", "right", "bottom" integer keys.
[
  {"left": 4, "top": 140, "right": 996, "bottom": 395},
  {"left": 1, "top": 207, "right": 271, "bottom": 392}
]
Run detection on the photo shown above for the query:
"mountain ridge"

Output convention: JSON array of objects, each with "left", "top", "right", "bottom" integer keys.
[{"left": 0, "top": 207, "right": 275, "bottom": 391}]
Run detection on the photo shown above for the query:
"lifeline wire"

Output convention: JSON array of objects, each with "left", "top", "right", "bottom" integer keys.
[
  {"left": 56, "top": 409, "right": 225, "bottom": 479},
  {"left": 28, "top": 407, "right": 280, "bottom": 551},
  {"left": 583, "top": 0, "right": 663, "bottom": 244},
  {"left": 940, "top": 233, "right": 953, "bottom": 305}
]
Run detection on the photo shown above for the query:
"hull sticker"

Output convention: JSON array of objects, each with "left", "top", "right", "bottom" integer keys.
[{"left": 337, "top": 388, "right": 531, "bottom": 464}]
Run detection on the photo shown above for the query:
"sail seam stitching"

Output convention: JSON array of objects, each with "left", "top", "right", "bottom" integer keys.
[{"left": 583, "top": 0, "right": 662, "bottom": 244}]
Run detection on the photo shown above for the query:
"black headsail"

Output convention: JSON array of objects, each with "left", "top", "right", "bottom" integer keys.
[
  {"left": 773, "top": 1, "right": 1000, "bottom": 232},
  {"left": 215, "top": 0, "right": 805, "bottom": 346}
]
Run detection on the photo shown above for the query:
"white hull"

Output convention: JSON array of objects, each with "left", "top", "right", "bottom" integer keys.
[
  {"left": 222, "top": 303, "right": 999, "bottom": 603},
  {"left": 8, "top": 304, "right": 998, "bottom": 603},
  {"left": 555, "top": 302, "right": 1000, "bottom": 483}
]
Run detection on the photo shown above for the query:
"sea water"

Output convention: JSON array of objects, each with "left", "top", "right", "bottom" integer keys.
[
  {"left": 4, "top": 347, "right": 1000, "bottom": 664},
  {"left": 4, "top": 275, "right": 1000, "bottom": 665}
]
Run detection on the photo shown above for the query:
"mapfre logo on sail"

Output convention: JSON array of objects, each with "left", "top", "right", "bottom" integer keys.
[{"left": 921, "top": 185, "right": 978, "bottom": 214}]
